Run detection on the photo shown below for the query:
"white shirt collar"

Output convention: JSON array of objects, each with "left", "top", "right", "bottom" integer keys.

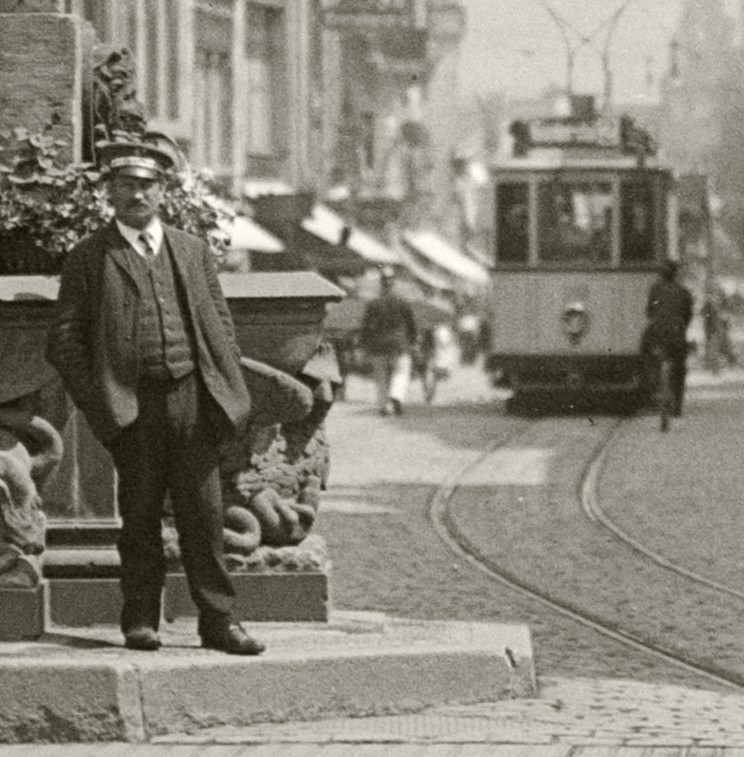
[{"left": 116, "top": 218, "right": 164, "bottom": 258}]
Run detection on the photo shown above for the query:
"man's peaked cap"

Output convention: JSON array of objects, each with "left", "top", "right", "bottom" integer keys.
[{"left": 98, "top": 131, "right": 177, "bottom": 180}]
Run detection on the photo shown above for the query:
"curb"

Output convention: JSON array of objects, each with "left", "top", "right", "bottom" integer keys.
[{"left": 0, "top": 614, "right": 535, "bottom": 743}]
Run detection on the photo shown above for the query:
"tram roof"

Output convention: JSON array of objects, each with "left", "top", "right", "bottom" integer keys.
[{"left": 491, "top": 149, "right": 670, "bottom": 175}]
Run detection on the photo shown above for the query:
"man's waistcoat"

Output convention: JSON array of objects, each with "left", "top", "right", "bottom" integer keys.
[{"left": 128, "top": 238, "right": 195, "bottom": 380}]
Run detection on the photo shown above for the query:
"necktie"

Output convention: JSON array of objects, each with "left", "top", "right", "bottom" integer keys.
[{"left": 138, "top": 232, "right": 156, "bottom": 262}]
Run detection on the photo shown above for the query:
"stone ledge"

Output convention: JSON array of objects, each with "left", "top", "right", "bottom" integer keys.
[
  {"left": 45, "top": 570, "right": 331, "bottom": 626},
  {"left": 0, "top": 583, "right": 46, "bottom": 641},
  {"left": 0, "top": 613, "right": 535, "bottom": 743},
  {"left": 164, "top": 571, "right": 330, "bottom": 623}
]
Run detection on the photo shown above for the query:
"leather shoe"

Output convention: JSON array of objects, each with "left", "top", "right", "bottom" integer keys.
[
  {"left": 124, "top": 626, "right": 161, "bottom": 651},
  {"left": 200, "top": 622, "right": 265, "bottom": 656}
]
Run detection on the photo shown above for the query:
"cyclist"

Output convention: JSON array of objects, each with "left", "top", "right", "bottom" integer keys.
[{"left": 640, "top": 259, "right": 694, "bottom": 417}]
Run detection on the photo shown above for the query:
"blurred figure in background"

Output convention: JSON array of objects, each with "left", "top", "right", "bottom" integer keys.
[
  {"left": 702, "top": 287, "right": 723, "bottom": 374},
  {"left": 456, "top": 311, "right": 481, "bottom": 365},
  {"left": 360, "top": 266, "right": 417, "bottom": 416},
  {"left": 718, "top": 292, "right": 738, "bottom": 367},
  {"left": 702, "top": 284, "right": 738, "bottom": 373}
]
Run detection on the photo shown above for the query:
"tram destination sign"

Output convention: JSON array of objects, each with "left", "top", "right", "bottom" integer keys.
[
  {"left": 322, "top": 0, "right": 423, "bottom": 28},
  {"left": 527, "top": 117, "right": 622, "bottom": 149}
]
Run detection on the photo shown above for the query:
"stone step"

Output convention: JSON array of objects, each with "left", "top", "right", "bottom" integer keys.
[{"left": 0, "top": 612, "right": 535, "bottom": 743}]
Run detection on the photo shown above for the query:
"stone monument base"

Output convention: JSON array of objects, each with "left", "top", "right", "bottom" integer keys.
[
  {"left": 164, "top": 570, "right": 330, "bottom": 623},
  {"left": 45, "top": 570, "right": 331, "bottom": 626},
  {"left": 48, "top": 578, "right": 121, "bottom": 626},
  {"left": 0, "top": 582, "right": 46, "bottom": 641},
  {"left": 45, "top": 571, "right": 330, "bottom": 626},
  {"left": 42, "top": 533, "right": 331, "bottom": 626}
]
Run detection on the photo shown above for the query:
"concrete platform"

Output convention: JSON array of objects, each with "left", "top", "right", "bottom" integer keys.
[{"left": 0, "top": 612, "right": 535, "bottom": 744}]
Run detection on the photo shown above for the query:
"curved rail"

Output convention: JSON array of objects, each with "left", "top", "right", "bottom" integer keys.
[
  {"left": 428, "top": 421, "right": 744, "bottom": 692},
  {"left": 582, "top": 424, "right": 744, "bottom": 602}
]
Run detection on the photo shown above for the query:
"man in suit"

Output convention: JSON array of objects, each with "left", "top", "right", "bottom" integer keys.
[
  {"left": 641, "top": 258, "right": 694, "bottom": 417},
  {"left": 46, "top": 135, "right": 264, "bottom": 655}
]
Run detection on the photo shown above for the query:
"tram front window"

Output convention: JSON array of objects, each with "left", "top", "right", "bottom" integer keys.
[
  {"left": 538, "top": 181, "right": 613, "bottom": 265},
  {"left": 496, "top": 182, "right": 529, "bottom": 264},
  {"left": 620, "top": 181, "right": 656, "bottom": 263}
]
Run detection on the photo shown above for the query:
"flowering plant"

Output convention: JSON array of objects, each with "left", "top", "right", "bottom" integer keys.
[{"left": 0, "top": 124, "right": 232, "bottom": 274}]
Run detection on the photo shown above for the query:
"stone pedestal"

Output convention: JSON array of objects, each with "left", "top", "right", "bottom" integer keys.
[
  {"left": 0, "top": 583, "right": 46, "bottom": 640},
  {"left": 45, "top": 571, "right": 331, "bottom": 627},
  {"left": 0, "top": 274, "right": 343, "bottom": 632},
  {"left": 164, "top": 570, "right": 331, "bottom": 623},
  {"left": 47, "top": 578, "right": 121, "bottom": 627}
]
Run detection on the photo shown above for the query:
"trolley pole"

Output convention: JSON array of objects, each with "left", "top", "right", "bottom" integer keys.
[
  {"left": 534, "top": 0, "right": 637, "bottom": 115},
  {"left": 599, "top": 0, "right": 637, "bottom": 116},
  {"left": 533, "top": 0, "right": 589, "bottom": 99}
]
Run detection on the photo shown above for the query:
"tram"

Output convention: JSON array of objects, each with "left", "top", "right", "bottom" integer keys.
[{"left": 484, "top": 107, "right": 677, "bottom": 412}]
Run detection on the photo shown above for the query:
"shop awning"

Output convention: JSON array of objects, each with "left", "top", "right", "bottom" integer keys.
[
  {"left": 242, "top": 180, "right": 295, "bottom": 199},
  {"left": 397, "top": 245, "right": 455, "bottom": 292},
  {"left": 402, "top": 229, "right": 489, "bottom": 284},
  {"left": 302, "top": 204, "right": 399, "bottom": 266},
  {"left": 218, "top": 214, "right": 284, "bottom": 253}
]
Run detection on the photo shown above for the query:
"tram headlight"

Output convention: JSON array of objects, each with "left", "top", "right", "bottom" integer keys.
[{"left": 562, "top": 302, "right": 589, "bottom": 345}]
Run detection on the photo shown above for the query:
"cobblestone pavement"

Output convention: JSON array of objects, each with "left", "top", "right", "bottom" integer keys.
[
  {"left": 145, "top": 364, "right": 744, "bottom": 757},
  {"left": 6, "top": 363, "right": 744, "bottom": 754}
]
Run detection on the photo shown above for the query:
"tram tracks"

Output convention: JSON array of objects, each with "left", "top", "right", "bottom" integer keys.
[
  {"left": 428, "top": 417, "right": 744, "bottom": 693},
  {"left": 582, "top": 426, "right": 744, "bottom": 604}
]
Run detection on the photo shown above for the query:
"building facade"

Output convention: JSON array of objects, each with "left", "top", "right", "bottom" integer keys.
[{"left": 80, "top": 0, "right": 328, "bottom": 198}]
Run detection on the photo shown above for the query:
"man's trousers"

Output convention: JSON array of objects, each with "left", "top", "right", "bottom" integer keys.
[
  {"left": 109, "top": 372, "right": 235, "bottom": 633},
  {"left": 370, "top": 352, "right": 412, "bottom": 411}
]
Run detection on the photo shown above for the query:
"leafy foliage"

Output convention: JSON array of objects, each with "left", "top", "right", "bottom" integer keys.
[{"left": 0, "top": 124, "right": 232, "bottom": 274}]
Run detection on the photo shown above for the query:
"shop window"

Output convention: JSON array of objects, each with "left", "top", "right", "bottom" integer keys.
[
  {"left": 194, "top": 1, "right": 234, "bottom": 173},
  {"left": 195, "top": 49, "right": 233, "bottom": 170},
  {"left": 246, "top": 2, "right": 284, "bottom": 157}
]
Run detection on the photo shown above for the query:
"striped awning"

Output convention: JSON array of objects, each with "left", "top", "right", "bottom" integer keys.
[
  {"left": 402, "top": 229, "right": 489, "bottom": 284},
  {"left": 302, "top": 204, "right": 399, "bottom": 266},
  {"left": 218, "top": 214, "right": 284, "bottom": 253}
]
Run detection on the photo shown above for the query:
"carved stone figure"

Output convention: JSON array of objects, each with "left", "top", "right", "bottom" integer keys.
[
  {"left": 162, "top": 343, "right": 341, "bottom": 571},
  {"left": 0, "top": 408, "right": 63, "bottom": 588},
  {"left": 92, "top": 45, "right": 147, "bottom": 144}
]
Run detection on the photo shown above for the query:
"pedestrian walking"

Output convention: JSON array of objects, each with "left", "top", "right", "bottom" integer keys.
[
  {"left": 640, "top": 258, "right": 694, "bottom": 417},
  {"left": 719, "top": 294, "right": 739, "bottom": 367},
  {"left": 46, "top": 134, "right": 264, "bottom": 655},
  {"left": 359, "top": 266, "right": 417, "bottom": 416},
  {"left": 702, "top": 290, "right": 723, "bottom": 374},
  {"left": 456, "top": 311, "right": 481, "bottom": 365}
]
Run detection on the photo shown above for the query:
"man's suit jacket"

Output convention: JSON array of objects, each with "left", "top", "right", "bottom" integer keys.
[{"left": 46, "top": 221, "right": 251, "bottom": 445}]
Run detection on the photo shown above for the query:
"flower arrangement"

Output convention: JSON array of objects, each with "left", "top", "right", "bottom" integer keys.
[{"left": 0, "top": 123, "right": 232, "bottom": 275}]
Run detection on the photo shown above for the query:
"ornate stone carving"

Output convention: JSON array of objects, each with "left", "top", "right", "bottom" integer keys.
[
  {"left": 0, "top": 407, "right": 63, "bottom": 587},
  {"left": 162, "top": 344, "right": 340, "bottom": 572},
  {"left": 92, "top": 45, "right": 147, "bottom": 145}
]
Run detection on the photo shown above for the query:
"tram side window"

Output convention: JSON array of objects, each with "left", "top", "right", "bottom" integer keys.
[
  {"left": 620, "top": 182, "right": 655, "bottom": 263},
  {"left": 496, "top": 183, "right": 529, "bottom": 264},
  {"left": 537, "top": 181, "right": 613, "bottom": 265}
]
